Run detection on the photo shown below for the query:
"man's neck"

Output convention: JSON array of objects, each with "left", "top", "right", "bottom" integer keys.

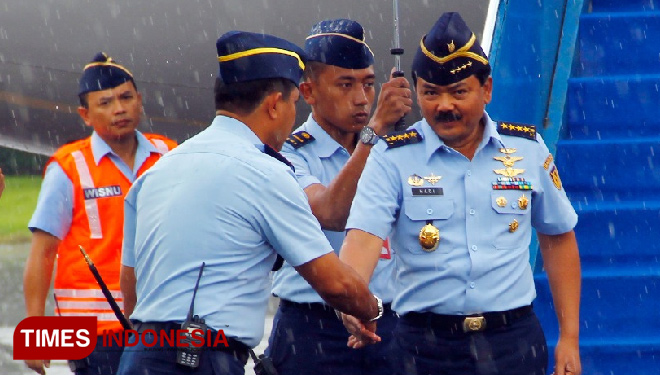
[
  {"left": 443, "top": 120, "right": 486, "bottom": 161},
  {"left": 312, "top": 113, "right": 358, "bottom": 154},
  {"left": 100, "top": 133, "right": 138, "bottom": 170}
]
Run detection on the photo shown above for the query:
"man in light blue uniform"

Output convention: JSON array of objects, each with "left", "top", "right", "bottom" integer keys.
[
  {"left": 118, "top": 31, "right": 382, "bottom": 375},
  {"left": 266, "top": 19, "right": 412, "bottom": 375},
  {"left": 339, "top": 13, "right": 582, "bottom": 375}
]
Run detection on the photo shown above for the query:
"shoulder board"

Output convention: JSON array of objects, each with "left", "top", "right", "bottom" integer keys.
[
  {"left": 383, "top": 129, "right": 423, "bottom": 149},
  {"left": 285, "top": 131, "right": 315, "bottom": 149},
  {"left": 497, "top": 122, "right": 537, "bottom": 141}
]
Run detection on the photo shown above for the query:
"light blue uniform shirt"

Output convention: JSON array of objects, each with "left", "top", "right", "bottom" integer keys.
[
  {"left": 122, "top": 115, "right": 334, "bottom": 348},
  {"left": 274, "top": 114, "right": 396, "bottom": 303},
  {"left": 28, "top": 131, "right": 162, "bottom": 239},
  {"left": 346, "top": 113, "right": 577, "bottom": 315}
]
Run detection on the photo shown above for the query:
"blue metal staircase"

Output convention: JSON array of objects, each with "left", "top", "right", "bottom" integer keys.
[{"left": 533, "top": 0, "right": 660, "bottom": 373}]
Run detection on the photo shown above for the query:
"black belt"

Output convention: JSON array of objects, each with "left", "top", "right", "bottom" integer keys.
[
  {"left": 279, "top": 299, "right": 393, "bottom": 314},
  {"left": 132, "top": 321, "right": 249, "bottom": 357},
  {"left": 402, "top": 305, "right": 533, "bottom": 333}
]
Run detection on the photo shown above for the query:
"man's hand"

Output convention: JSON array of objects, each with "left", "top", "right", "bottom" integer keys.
[
  {"left": 369, "top": 69, "right": 412, "bottom": 135},
  {"left": 340, "top": 313, "right": 380, "bottom": 349},
  {"left": 25, "top": 359, "right": 50, "bottom": 375},
  {"left": 553, "top": 335, "right": 581, "bottom": 375}
]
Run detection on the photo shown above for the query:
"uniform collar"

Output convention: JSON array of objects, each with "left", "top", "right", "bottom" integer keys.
[
  {"left": 421, "top": 112, "right": 505, "bottom": 161},
  {"left": 304, "top": 114, "right": 349, "bottom": 158},
  {"left": 90, "top": 130, "right": 159, "bottom": 166},
  {"left": 211, "top": 115, "right": 264, "bottom": 149}
]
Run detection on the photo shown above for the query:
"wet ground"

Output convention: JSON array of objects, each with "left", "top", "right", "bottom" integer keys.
[{"left": 0, "top": 242, "right": 273, "bottom": 375}]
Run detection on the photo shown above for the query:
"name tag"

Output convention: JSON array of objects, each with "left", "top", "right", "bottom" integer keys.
[
  {"left": 412, "top": 187, "right": 443, "bottom": 196},
  {"left": 83, "top": 185, "right": 122, "bottom": 200}
]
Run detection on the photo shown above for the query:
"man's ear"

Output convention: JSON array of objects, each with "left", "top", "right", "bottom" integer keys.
[
  {"left": 482, "top": 76, "right": 493, "bottom": 105},
  {"left": 299, "top": 81, "right": 315, "bottom": 105},
  {"left": 264, "top": 91, "right": 284, "bottom": 120},
  {"left": 77, "top": 106, "right": 92, "bottom": 127}
]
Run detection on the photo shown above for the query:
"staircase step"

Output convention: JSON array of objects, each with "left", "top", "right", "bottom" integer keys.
[
  {"left": 547, "top": 340, "right": 660, "bottom": 375},
  {"left": 534, "top": 272, "right": 660, "bottom": 340},
  {"left": 591, "top": 0, "right": 658, "bottom": 12},
  {"left": 577, "top": 12, "right": 660, "bottom": 76},
  {"left": 566, "top": 201, "right": 660, "bottom": 269},
  {"left": 565, "top": 76, "right": 660, "bottom": 139},
  {"left": 555, "top": 138, "right": 660, "bottom": 191}
]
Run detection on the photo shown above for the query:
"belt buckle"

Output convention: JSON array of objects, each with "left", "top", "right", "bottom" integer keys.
[{"left": 462, "top": 316, "right": 486, "bottom": 333}]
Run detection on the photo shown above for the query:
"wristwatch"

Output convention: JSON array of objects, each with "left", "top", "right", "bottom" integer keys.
[
  {"left": 368, "top": 295, "right": 384, "bottom": 322},
  {"left": 359, "top": 126, "right": 379, "bottom": 145}
]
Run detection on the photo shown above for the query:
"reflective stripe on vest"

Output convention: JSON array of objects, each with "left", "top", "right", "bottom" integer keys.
[
  {"left": 71, "top": 150, "right": 103, "bottom": 239},
  {"left": 151, "top": 139, "right": 169, "bottom": 154},
  {"left": 54, "top": 288, "right": 123, "bottom": 322},
  {"left": 57, "top": 312, "right": 121, "bottom": 322},
  {"left": 54, "top": 288, "right": 122, "bottom": 299},
  {"left": 56, "top": 300, "right": 125, "bottom": 311}
]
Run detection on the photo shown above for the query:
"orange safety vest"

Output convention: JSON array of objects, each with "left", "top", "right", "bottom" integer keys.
[{"left": 50, "top": 133, "right": 176, "bottom": 336}]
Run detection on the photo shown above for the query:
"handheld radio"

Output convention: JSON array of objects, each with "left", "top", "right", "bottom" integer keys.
[{"left": 176, "top": 262, "right": 208, "bottom": 368}]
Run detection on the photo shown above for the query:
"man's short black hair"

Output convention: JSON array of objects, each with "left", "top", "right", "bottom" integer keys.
[
  {"left": 214, "top": 77, "right": 296, "bottom": 115},
  {"left": 302, "top": 61, "right": 331, "bottom": 83}
]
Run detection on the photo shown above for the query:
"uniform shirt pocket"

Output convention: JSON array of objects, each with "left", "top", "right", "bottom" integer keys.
[
  {"left": 490, "top": 191, "right": 531, "bottom": 250},
  {"left": 403, "top": 197, "right": 454, "bottom": 254}
]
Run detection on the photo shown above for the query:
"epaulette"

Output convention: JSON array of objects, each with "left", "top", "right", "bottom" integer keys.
[
  {"left": 497, "top": 122, "right": 537, "bottom": 141},
  {"left": 285, "top": 131, "right": 315, "bottom": 149},
  {"left": 383, "top": 129, "right": 423, "bottom": 149}
]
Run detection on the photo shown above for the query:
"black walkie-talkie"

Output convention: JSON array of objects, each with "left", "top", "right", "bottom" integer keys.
[{"left": 177, "top": 262, "right": 208, "bottom": 368}]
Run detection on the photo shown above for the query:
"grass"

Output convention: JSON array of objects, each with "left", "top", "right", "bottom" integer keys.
[{"left": 0, "top": 175, "right": 42, "bottom": 243}]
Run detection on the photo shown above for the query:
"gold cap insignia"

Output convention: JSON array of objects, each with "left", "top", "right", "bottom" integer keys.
[
  {"left": 496, "top": 197, "right": 507, "bottom": 207},
  {"left": 509, "top": 219, "right": 519, "bottom": 233},
  {"left": 518, "top": 194, "right": 529, "bottom": 210},
  {"left": 423, "top": 173, "right": 442, "bottom": 185},
  {"left": 419, "top": 223, "right": 440, "bottom": 252},
  {"left": 408, "top": 174, "right": 424, "bottom": 187},
  {"left": 448, "top": 40, "right": 456, "bottom": 53}
]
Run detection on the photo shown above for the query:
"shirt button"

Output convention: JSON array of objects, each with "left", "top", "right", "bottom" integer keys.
[
  {"left": 466, "top": 170, "right": 472, "bottom": 176},
  {"left": 470, "top": 282, "right": 476, "bottom": 289},
  {"left": 471, "top": 245, "right": 477, "bottom": 251},
  {"left": 427, "top": 209, "right": 433, "bottom": 215},
  {"left": 469, "top": 209, "right": 475, "bottom": 215}
]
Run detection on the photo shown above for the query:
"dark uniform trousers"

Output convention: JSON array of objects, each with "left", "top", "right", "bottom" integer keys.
[
  {"left": 389, "top": 306, "right": 548, "bottom": 375},
  {"left": 69, "top": 334, "right": 124, "bottom": 375},
  {"left": 265, "top": 299, "right": 398, "bottom": 375},
  {"left": 117, "top": 321, "right": 249, "bottom": 375}
]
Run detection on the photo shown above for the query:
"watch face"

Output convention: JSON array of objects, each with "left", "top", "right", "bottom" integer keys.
[{"left": 360, "top": 127, "right": 376, "bottom": 144}]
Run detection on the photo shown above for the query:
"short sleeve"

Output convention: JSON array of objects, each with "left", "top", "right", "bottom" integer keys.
[
  {"left": 531, "top": 135, "right": 578, "bottom": 235},
  {"left": 281, "top": 143, "right": 321, "bottom": 189},
  {"left": 345, "top": 147, "right": 400, "bottom": 239},
  {"left": 253, "top": 168, "right": 332, "bottom": 266},
  {"left": 121, "top": 179, "right": 142, "bottom": 267},
  {"left": 28, "top": 163, "right": 73, "bottom": 239}
]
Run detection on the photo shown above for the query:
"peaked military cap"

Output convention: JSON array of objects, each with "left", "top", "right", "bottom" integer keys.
[
  {"left": 412, "top": 12, "right": 491, "bottom": 86},
  {"left": 305, "top": 19, "right": 374, "bottom": 69},
  {"left": 216, "top": 31, "right": 306, "bottom": 87},
  {"left": 78, "top": 52, "right": 135, "bottom": 96}
]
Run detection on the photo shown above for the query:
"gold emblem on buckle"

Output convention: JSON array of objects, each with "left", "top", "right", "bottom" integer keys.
[{"left": 462, "top": 316, "right": 486, "bottom": 332}]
